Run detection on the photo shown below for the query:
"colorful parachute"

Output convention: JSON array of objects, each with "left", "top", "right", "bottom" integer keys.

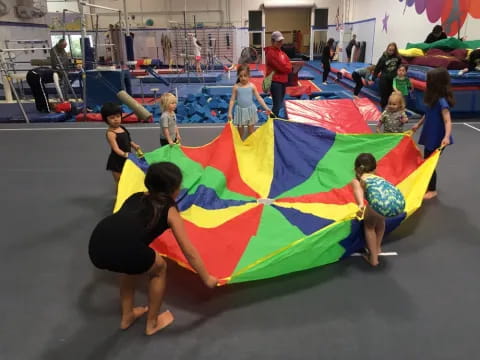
[{"left": 115, "top": 118, "right": 440, "bottom": 285}]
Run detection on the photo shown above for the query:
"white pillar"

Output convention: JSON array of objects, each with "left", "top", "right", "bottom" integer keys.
[{"left": 3, "top": 75, "right": 13, "bottom": 103}]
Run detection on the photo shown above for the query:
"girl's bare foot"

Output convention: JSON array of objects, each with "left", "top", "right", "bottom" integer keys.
[
  {"left": 423, "top": 191, "right": 438, "bottom": 200},
  {"left": 362, "top": 253, "right": 379, "bottom": 267},
  {"left": 145, "top": 310, "right": 174, "bottom": 336},
  {"left": 120, "top": 306, "right": 149, "bottom": 330}
]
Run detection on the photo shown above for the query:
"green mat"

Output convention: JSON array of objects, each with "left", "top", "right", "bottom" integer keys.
[{"left": 406, "top": 38, "right": 480, "bottom": 51}]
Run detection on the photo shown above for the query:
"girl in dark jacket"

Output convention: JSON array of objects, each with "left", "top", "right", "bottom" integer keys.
[
  {"left": 322, "top": 38, "right": 335, "bottom": 84},
  {"left": 373, "top": 42, "right": 402, "bottom": 109}
]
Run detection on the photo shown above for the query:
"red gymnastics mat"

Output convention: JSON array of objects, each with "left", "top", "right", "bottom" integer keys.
[
  {"left": 250, "top": 77, "right": 320, "bottom": 96},
  {"left": 285, "top": 98, "right": 381, "bottom": 134}
]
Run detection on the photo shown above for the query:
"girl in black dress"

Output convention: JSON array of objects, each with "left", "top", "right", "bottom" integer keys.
[
  {"left": 103, "top": 102, "right": 141, "bottom": 184},
  {"left": 322, "top": 38, "right": 335, "bottom": 84},
  {"left": 89, "top": 162, "right": 217, "bottom": 335}
]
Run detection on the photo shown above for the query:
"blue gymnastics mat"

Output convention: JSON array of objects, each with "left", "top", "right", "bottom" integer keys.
[{"left": 140, "top": 73, "right": 223, "bottom": 84}]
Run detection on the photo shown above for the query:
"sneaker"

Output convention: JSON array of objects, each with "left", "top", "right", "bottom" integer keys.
[{"left": 322, "top": 81, "right": 328, "bottom": 85}]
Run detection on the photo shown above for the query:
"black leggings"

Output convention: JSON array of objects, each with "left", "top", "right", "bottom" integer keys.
[
  {"left": 379, "top": 76, "right": 394, "bottom": 109},
  {"left": 352, "top": 71, "right": 364, "bottom": 95},
  {"left": 26, "top": 71, "right": 50, "bottom": 112},
  {"left": 270, "top": 81, "right": 286, "bottom": 117},
  {"left": 322, "top": 61, "right": 331, "bottom": 82}
]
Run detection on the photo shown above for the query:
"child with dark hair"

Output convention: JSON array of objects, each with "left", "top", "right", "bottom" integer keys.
[
  {"left": 373, "top": 42, "right": 402, "bottom": 109},
  {"left": 345, "top": 34, "right": 359, "bottom": 63},
  {"left": 321, "top": 38, "right": 335, "bottom": 84},
  {"left": 393, "top": 64, "right": 412, "bottom": 102},
  {"left": 102, "top": 102, "right": 141, "bottom": 184},
  {"left": 412, "top": 67, "right": 454, "bottom": 200},
  {"left": 351, "top": 153, "right": 405, "bottom": 266},
  {"left": 425, "top": 25, "right": 447, "bottom": 44},
  {"left": 89, "top": 162, "right": 217, "bottom": 335},
  {"left": 458, "top": 48, "right": 480, "bottom": 76}
]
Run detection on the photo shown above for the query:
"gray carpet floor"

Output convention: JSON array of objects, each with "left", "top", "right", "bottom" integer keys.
[{"left": 0, "top": 121, "right": 479, "bottom": 360}]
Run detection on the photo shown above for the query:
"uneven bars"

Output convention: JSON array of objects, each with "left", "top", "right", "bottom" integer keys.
[
  {"left": 79, "top": 1, "right": 120, "bottom": 12},
  {"left": 0, "top": 48, "right": 51, "bottom": 52},
  {"left": 61, "top": 8, "right": 96, "bottom": 16},
  {"left": 5, "top": 39, "right": 49, "bottom": 43},
  {"left": 62, "top": 7, "right": 98, "bottom": 16}
]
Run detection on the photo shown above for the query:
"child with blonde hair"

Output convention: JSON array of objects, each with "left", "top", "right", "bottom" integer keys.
[
  {"left": 228, "top": 64, "right": 271, "bottom": 138},
  {"left": 376, "top": 92, "right": 408, "bottom": 133},
  {"left": 159, "top": 93, "right": 181, "bottom": 146}
]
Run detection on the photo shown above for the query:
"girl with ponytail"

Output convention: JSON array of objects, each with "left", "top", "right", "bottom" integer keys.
[
  {"left": 89, "top": 162, "right": 217, "bottom": 336},
  {"left": 351, "top": 153, "right": 405, "bottom": 267}
]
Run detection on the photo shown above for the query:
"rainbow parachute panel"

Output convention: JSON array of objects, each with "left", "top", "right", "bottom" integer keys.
[{"left": 115, "top": 119, "right": 439, "bottom": 285}]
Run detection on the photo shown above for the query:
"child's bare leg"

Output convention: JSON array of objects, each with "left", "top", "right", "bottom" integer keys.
[
  {"left": 145, "top": 253, "right": 173, "bottom": 336},
  {"left": 374, "top": 213, "right": 386, "bottom": 254},
  {"left": 363, "top": 207, "right": 380, "bottom": 266},
  {"left": 237, "top": 126, "right": 245, "bottom": 139},
  {"left": 112, "top": 171, "right": 121, "bottom": 183},
  {"left": 247, "top": 124, "right": 255, "bottom": 135},
  {"left": 112, "top": 171, "right": 121, "bottom": 194},
  {"left": 120, "top": 274, "right": 148, "bottom": 330},
  {"left": 376, "top": 221, "right": 386, "bottom": 254}
]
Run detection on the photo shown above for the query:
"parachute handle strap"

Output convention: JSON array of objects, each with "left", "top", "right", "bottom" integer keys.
[{"left": 356, "top": 205, "right": 366, "bottom": 221}]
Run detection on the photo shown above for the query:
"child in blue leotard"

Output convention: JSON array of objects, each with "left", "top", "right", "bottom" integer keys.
[
  {"left": 351, "top": 153, "right": 405, "bottom": 267},
  {"left": 228, "top": 64, "right": 271, "bottom": 138}
]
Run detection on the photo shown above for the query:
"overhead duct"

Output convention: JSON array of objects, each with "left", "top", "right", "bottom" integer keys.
[
  {"left": 15, "top": 0, "right": 47, "bottom": 19},
  {"left": 263, "top": 0, "right": 315, "bottom": 7}
]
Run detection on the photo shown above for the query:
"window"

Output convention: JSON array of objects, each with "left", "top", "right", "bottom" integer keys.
[
  {"left": 248, "top": 11, "right": 262, "bottom": 31},
  {"left": 51, "top": 34, "right": 94, "bottom": 58}
]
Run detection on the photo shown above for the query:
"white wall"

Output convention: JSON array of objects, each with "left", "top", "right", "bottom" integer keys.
[
  {"left": 45, "top": 0, "right": 341, "bottom": 61},
  {"left": 351, "top": 0, "right": 480, "bottom": 63},
  {"left": 0, "top": 0, "right": 50, "bottom": 54},
  {"left": 47, "top": 1, "right": 79, "bottom": 13},
  {"left": 47, "top": 0, "right": 480, "bottom": 65},
  {"left": 47, "top": 0, "right": 340, "bottom": 28},
  {"left": 1, "top": 0, "right": 48, "bottom": 23}
]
